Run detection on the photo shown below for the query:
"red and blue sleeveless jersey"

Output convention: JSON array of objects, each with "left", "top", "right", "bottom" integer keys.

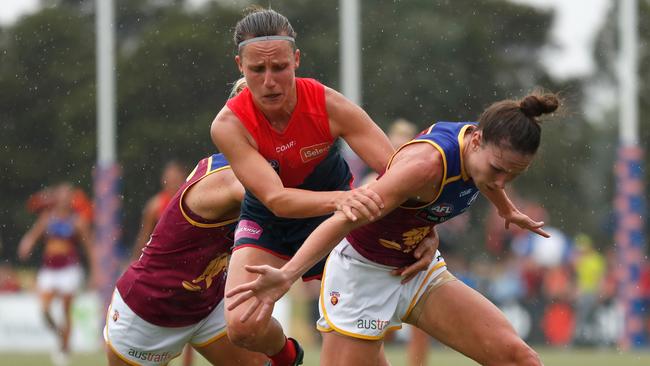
[
  {"left": 348, "top": 122, "right": 481, "bottom": 267},
  {"left": 116, "top": 154, "right": 237, "bottom": 327},
  {"left": 226, "top": 77, "right": 338, "bottom": 188},
  {"left": 43, "top": 215, "right": 80, "bottom": 269}
]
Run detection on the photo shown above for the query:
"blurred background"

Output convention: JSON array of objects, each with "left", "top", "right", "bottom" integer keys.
[{"left": 0, "top": 0, "right": 649, "bottom": 365}]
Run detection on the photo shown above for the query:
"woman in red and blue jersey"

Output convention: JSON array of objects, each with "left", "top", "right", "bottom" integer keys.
[
  {"left": 227, "top": 92, "right": 559, "bottom": 366},
  {"left": 104, "top": 154, "right": 267, "bottom": 366},
  {"left": 210, "top": 8, "right": 438, "bottom": 366}
]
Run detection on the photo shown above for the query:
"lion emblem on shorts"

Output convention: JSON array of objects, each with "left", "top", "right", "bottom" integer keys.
[
  {"left": 330, "top": 291, "right": 340, "bottom": 306},
  {"left": 112, "top": 310, "right": 119, "bottom": 322}
]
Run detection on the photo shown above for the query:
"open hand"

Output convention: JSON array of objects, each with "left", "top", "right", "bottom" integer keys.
[
  {"left": 391, "top": 227, "right": 439, "bottom": 283},
  {"left": 502, "top": 209, "right": 550, "bottom": 238},
  {"left": 225, "top": 265, "right": 293, "bottom": 323}
]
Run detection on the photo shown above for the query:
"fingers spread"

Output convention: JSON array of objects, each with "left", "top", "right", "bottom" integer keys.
[
  {"left": 227, "top": 291, "right": 254, "bottom": 311},
  {"left": 240, "top": 298, "right": 260, "bottom": 323}
]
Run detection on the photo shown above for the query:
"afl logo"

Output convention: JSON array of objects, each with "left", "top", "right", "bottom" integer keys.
[
  {"left": 429, "top": 203, "right": 453, "bottom": 217},
  {"left": 112, "top": 310, "right": 119, "bottom": 322}
]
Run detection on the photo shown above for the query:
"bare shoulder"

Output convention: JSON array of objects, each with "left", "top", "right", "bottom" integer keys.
[
  {"left": 324, "top": 86, "right": 356, "bottom": 116},
  {"left": 211, "top": 106, "right": 240, "bottom": 133},
  {"left": 390, "top": 142, "right": 444, "bottom": 182},
  {"left": 210, "top": 106, "right": 253, "bottom": 147}
]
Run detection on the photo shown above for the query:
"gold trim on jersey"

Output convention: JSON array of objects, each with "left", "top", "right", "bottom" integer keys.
[
  {"left": 318, "top": 254, "right": 403, "bottom": 340},
  {"left": 179, "top": 158, "right": 237, "bottom": 229},
  {"left": 386, "top": 138, "right": 447, "bottom": 210},
  {"left": 457, "top": 124, "right": 473, "bottom": 181}
]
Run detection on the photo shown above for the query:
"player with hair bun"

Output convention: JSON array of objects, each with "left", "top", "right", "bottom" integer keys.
[{"left": 227, "top": 92, "right": 559, "bottom": 366}]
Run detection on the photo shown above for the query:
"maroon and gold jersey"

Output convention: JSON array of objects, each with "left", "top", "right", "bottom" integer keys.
[
  {"left": 226, "top": 78, "right": 335, "bottom": 188},
  {"left": 42, "top": 215, "right": 80, "bottom": 269},
  {"left": 348, "top": 122, "right": 480, "bottom": 267},
  {"left": 116, "top": 154, "right": 236, "bottom": 327}
]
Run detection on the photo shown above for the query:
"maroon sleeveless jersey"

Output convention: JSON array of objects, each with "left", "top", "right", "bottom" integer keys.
[{"left": 116, "top": 154, "right": 236, "bottom": 327}]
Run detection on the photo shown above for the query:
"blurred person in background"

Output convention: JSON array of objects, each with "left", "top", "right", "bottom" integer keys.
[
  {"left": 130, "top": 160, "right": 188, "bottom": 262},
  {"left": 105, "top": 153, "right": 268, "bottom": 366},
  {"left": 18, "top": 182, "right": 98, "bottom": 366},
  {"left": 571, "top": 233, "right": 606, "bottom": 345},
  {"left": 211, "top": 7, "right": 438, "bottom": 366},
  {"left": 227, "top": 92, "right": 559, "bottom": 365},
  {"left": 360, "top": 118, "right": 418, "bottom": 187}
]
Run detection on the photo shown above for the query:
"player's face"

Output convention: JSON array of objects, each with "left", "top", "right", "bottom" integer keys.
[
  {"left": 236, "top": 40, "right": 300, "bottom": 112},
  {"left": 467, "top": 133, "right": 533, "bottom": 191}
]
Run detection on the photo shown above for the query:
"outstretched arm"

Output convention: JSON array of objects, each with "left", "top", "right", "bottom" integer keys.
[
  {"left": 211, "top": 107, "right": 383, "bottom": 221},
  {"left": 226, "top": 144, "right": 443, "bottom": 322},
  {"left": 480, "top": 187, "right": 549, "bottom": 238}
]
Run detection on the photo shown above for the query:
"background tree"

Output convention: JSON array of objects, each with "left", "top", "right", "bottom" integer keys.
[{"left": 2, "top": 0, "right": 642, "bottom": 260}]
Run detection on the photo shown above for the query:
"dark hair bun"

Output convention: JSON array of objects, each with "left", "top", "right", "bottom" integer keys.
[{"left": 519, "top": 94, "right": 559, "bottom": 118}]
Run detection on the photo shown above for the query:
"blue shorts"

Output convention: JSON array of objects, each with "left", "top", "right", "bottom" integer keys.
[
  {"left": 233, "top": 149, "right": 353, "bottom": 280},
  {"left": 234, "top": 212, "right": 331, "bottom": 281}
]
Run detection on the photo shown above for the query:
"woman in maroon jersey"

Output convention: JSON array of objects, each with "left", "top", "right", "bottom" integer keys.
[
  {"left": 226, "top": 92, "right": 559, "bottom": 366},
  {"left": 104, "top": 154, "right": 267, "bottom": 366}
]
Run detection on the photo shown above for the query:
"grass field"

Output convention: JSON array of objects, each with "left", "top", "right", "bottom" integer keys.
[{"left": 3, "top": 346, "right": 649, "bottom": 366}]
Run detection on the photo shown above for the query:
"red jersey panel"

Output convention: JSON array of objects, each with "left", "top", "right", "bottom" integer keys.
[
  {"left": 226, "top": 78, "right": 334, "bottom": 187},
  {"left": 116, "top": 154, "right": 236, "bottom": 327}
]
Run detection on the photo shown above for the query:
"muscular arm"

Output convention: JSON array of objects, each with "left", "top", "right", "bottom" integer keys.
[
  {"left": 326, "top": 87, "right": 394, "bottom": 174},
  {"left": 226, "top": 144, "right": 443, "bottom": 318},
  {"left": 281, "top": 145, "right": 441, "bottom": 281},
  {"left": 210, "top": 107, "right": 380, "bottom": 219}
]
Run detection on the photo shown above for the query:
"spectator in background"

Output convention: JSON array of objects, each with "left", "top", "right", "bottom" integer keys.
[
  {"left": 130, "top": 160, "right": 188, "bottom": 262},
  {"left": 360, "top": 118, "right": 418, "bottom": 187},
  {"left": 18, "top": 182, "right": 98, "bottom": 366},
  {"left": 572, "top": 233, "right": 606, "bottom": 345}
]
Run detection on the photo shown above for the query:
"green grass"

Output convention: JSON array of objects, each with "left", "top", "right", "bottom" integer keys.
[{"left": 2, "top": 346, "right": 649, "bottom": 366}]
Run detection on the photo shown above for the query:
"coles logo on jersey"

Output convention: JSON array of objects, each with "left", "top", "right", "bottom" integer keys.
[{"left": 300, "top": 142, "right": 331, "bottom": 163}]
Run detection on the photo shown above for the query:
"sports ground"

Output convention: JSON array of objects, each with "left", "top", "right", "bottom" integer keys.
[{"left": 3, "top": 346, "right": 649, "bottom": 366}]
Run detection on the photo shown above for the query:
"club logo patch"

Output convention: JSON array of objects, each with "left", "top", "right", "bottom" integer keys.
[
  {"left": 112, "top": 310, "right": 119, "bottom": 322},
  {"left": 330, "top": 291, "right": 340, "bottom": 306}
]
